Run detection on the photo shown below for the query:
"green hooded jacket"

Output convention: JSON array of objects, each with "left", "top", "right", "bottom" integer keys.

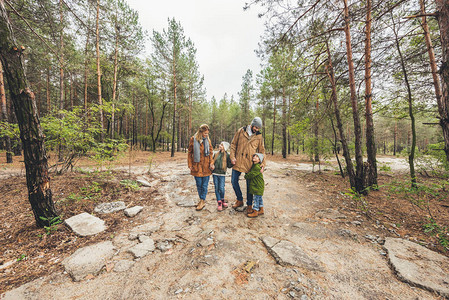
[{"left": 244, "top": 163, "right": 264, "bottom": 196}]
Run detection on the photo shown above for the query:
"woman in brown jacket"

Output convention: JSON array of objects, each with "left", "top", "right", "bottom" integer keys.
[{"left": 188, "top": 124, "right": 213, "bottom": 211}]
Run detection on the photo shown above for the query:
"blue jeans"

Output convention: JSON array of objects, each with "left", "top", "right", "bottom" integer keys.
[
  {"left": 194, "top": 176, "right": 210, "bottom": 200},
  {"left": 212, "top": 175, "right": 225, "bottom": 202},
  {"left": 231, "top": 169, "right": 253, "bottom": 206},
  {"left": 252, "top": 195, "right": 263, "bottom": 211}
]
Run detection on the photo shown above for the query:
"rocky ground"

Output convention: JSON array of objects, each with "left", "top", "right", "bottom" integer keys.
[{"left": 1, "top": 155, "right": 448, "bottom": 299}]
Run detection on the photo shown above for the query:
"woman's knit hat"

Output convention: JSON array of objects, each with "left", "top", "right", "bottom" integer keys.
[{"left": 221, "top": 141, "right": 230, "bottom": 152}]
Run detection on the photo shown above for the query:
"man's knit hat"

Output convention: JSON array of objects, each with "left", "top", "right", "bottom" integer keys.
[
  {"left": 251, "top": 117, "right": 263, "bottom": 129},
  {"left": 253, "top": 153, "right": 264, "bottom": 163},
  {"left": 221, "top": 141, "right": 230, "bottom": 152}
]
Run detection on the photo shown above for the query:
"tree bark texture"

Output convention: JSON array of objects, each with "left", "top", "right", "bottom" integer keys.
[
  {"left": 0, "top": 1, "right": 58, "bottom": 227},
  {"left": 272, "top": 94, "right": 276, "bottom": 155},
  {"left": 393, "top": 17, "right": 417, "bottom": 187},
  {"left": 171, "top": 45, "right": 177, "bottom": 157},
  {"left": 59, "top": 0, "right": 64, "bottom": 111},
  {"left": 435, "top": 0, "right": 449, "bottom": 163},
  {"left": 96, "top": 0, "right": 104, "bottom": 141},
  {"left": 343, "top": 0, "right": 365, "bottom": 193},
  {"left": 326, "top": 41, "right": 356, "bottom": 189},
  {"left": 0, "top": 60, "right": 12, "bottom": 162},
  {"left": 364, "top": 0, "right": 377, "bottom": 188},
  {"left": 282, "top": 86, "right": 287, "bottom": 158}
]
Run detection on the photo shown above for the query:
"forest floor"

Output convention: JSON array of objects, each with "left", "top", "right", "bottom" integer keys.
[{"left": 0, "top": 151, "right": 448, "bottom": 299}]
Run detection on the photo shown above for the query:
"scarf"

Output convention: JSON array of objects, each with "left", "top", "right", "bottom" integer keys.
[
  {"left": 193, "top": 137, "right": 210, "bottom": 163},
  {"left": 246, "top": 125, "right": 253, "bottom": 137}
]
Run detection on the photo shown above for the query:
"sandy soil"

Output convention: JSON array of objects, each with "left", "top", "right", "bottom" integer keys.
[{"left": 1, "top": 154, "right": 442, "bottom": 299}]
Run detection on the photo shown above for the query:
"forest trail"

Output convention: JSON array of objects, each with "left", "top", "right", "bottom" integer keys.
[{"left": 2, "top": 159, "right": 439, "bottom": 299}]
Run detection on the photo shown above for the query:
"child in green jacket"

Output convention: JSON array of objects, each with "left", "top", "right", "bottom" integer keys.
[{"left": 244, "top": 153, "right": 264, "bottom": 218}]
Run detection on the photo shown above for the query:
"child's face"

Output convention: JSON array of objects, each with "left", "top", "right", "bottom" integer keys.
[
  {"left": 219, "top": 144, "right": 224, "bottom": 151},
  {"left": 252, "top": 155, "right": 260, "bottom": 163}
]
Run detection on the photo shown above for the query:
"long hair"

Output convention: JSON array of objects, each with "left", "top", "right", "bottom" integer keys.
[{"left": 194, "top": 124, "right": 210, "bottom": 142}]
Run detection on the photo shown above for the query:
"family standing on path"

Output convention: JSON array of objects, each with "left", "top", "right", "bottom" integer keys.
[{"left": 187, "top": 118, "right": 266, "bottom": 218}]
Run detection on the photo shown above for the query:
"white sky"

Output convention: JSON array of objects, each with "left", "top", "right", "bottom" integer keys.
[{"left": 126, "top": 0, "right": 265, "bottom": 101}]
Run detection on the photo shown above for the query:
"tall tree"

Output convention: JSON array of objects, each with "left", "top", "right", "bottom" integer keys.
[
  {"left": 151, "top": 18, "right": 187, "bottom": 157},
  {"left": 343, "top": 0, "right": 365, "bottom": 193},
  {"left": 0, "top": 0, "right": 58, "bottom": 227},
  {"left": 435, "top": 0, "right": 449, "bottom": 163},
  {"left": 96, "top": 0, "right": 104, "bottom": 141},
  {"left": 364, "top": 0, "right": 377, "bottom": 188},
  {"left": 0, "top": 60, "right": 12, "bottom": 163},
  {"left": 239, "top": 69, "right": 254, "bottom": 125}
]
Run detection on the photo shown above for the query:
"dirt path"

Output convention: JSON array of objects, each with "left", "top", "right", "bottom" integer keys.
[{"left": 2, "top": 159, "right": 438, "bottom": 299}]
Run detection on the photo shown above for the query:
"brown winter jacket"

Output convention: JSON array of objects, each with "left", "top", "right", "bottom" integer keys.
[
  {"left": 230, "top": 126, "right": 266, "bottom": 173},
  {"left": 188, "top": 136, "right": 213, "bottom": 177}
]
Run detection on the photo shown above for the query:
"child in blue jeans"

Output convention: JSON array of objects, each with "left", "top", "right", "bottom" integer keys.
[
  {"left": 244, "top": 153, "right": 264, "bottom": 217},
  {"left": 210, "top": 142, "right": 233, "bottom": 211}
]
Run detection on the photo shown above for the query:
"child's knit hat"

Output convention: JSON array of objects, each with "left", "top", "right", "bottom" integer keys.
[
  {"left": 221, "top": 141, "right": 230, "bottom": 152},
  {"left": 253, "top": 153, "right": 264, "bottom": 163}
]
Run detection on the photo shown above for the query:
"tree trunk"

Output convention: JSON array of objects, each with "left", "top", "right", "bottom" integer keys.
[
  {"left": 171, "top": 47, "right": 177, "bottom": 157},
  {"left": 46, "top": 67, "right": 51, "bottom": 112},
  {"left": 96, "top": 0, "right": 104, "bottom": 142},
  {"left": 282, "top": 87, "right": 287, "bottom": 158},
  {"left": 59, "top": 0, "right": 64, "bottom": 112},
  {"left": 272, "top": 94, "right": 276, "bottom": 155},
  {"left": 0, "top": 1, "right": 58, "bottom": 227},
  {"left": 326, "top": 41, "right": 356, "bottom": 189},
  {"left": 111, "top": 10, "right": 119, "bottom": 139},
  {"left": 0, "top": 60, "right": 12, "bottom": 163},
  {"left": 83, "top": 12, "right": 90, "bottom": 111},
  {"left": 393, "top": 16, "right": 417, "bottom": 187},
  {"left": 343, "top": 0, "right": 365, "bottom": 193},
  {"left": 426, "top": 0, "right": 449, "bottom": 163},
  {"left": 364, "top": 0, "right": 377, "bottom": 188}
]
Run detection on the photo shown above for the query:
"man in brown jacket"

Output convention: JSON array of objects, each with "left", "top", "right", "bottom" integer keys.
[{"left": 230, "top": 117, "right": 266, "bottom": 213}]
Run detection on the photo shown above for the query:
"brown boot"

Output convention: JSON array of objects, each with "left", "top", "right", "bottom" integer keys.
[
  {"left": 258, "top": 207, "right": 264, "bottom": 215},
  {"left": 246, "top": 205, "right": 254, "bottom": 214},
  {"left": 196, "top": 199, "right": 205, "bottom": 211},
  {"left": 247, "top": 210, "right": 259, "bottom": 218},
  {"left": 232, "top": 200, "right": 243, "bottom": 209}
]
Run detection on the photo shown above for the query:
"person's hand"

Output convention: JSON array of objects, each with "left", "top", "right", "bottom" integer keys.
[
  {"left": 210, "top": 164, "right": 215, "bottom": 170},
  {"left": 260, "top": 166, "right": 265, "bottom": 173},
  {"left": 231, "top": 159, "right": 236, "bottom": 165}
]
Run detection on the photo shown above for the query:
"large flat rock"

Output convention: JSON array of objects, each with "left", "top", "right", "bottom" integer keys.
[
  {"left": 384, "top": 237, "right": 449, "bottom": 297},
  {"left": 128, "top": 221, "right": 162, "bottom": 240},
  {"left": 261, "top": 236, "right": 323, "bottom": 272},
  {"left": 65, "top": 212, "right": 106, "bottom": 236},
  {"left": 62, "top": 241, "right": 116, "bottom": 281}
]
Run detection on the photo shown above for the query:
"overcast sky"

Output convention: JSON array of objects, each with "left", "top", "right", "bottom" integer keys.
[{"left": 126, "top": 0, "right": 265, "bottom": 101}]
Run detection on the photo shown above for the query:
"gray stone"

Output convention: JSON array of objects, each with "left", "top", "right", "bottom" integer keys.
[
  {"left": 301, "top": 295, "right": 309, "bottom": 300},
  {"left": 261, "top": 236, "right": 323, "bottom": 272},
  {"left": 113, "top": 260, "right": 135, "bottom": 273},
  {"left": 136, "top": 179, "right": 152, "bottom": 187},
  {"left": 156, "top": 240, "right": 173, "bottom": 252},
  {"left": 235, "top": 205, "right": 246, "bottom": 212},
  {"left": 128, "top": 238, "right": 155, "bottom": 258},
  {"left": 65, "top": 212, "right": 106, "bottom": 236},
  {"left": 94, "top": 201, "right": 126, "bottom": 214},
  {"left": 62, "top": 241, "right": 115, "bottom": 281},
  {"left": 384, "top": 237, "right": 449, "bottom": 297},
  {"left": 289, "top": 291, "right": 296, "bottom": 298},
  {"left": 124, "top": 206, "right": 143, "bottom": 217},
  {"left": 177, "top": 197, "right": 197, "bottom": 207},
  {"left": 128, "top": 222, "right": 161, "bottom": 240},
  {"left": 315, "top": 208, "right": 346, "bottom": 220},
  {"left": 198, "top": 238, "right": 214, "bottom": 247}
]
